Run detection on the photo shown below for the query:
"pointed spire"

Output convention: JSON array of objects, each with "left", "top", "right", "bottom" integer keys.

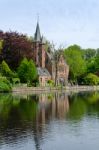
[{"left": 34, "top": 20, "right": 41, "bottom": 42}]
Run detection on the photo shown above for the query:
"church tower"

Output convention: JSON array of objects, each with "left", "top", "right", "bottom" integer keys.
[{"left": 33, "top": 21, "right": 46, "bottom": 68}]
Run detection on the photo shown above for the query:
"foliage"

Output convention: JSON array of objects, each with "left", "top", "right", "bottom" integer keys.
[
  {"left": 94, "top": 55, "right": 99, "bottom": 73},
  {"left": 0, "top": 31, "right": 34, "bottom": 69},
  {"left": 1, "top": 60, "right": 18, "bottom": 84},
  {"left": 28, "top": 59, "right": 38, "bottom": 82},
  {"left": 84, "top": 48, "right": 96, "bottom": 60},
  {"left": 64, "top": 45, "right": 87, "bottom": 83},
  {"left": 47, "top": 80, "right": 54, "bottom": 87},
  {"left": 0, "top": 29, "right": 99, "bottom": 86},
  {"left": 84, "top": 73, "right": 99, "bottom": 85},
  {"left": 1, "top": 60, "right": 14, "bottom": 77},
  {"left": 86, "top": 58, "right": 96, "bottom": 73},
  {"left": 12, "top": 78, "right": 20, "bottom": 85},
  {"left": 18, "top": 58, "right": 38, "bottom": 84},
  {"left": 83, "top": 48, "right": 99, "bottom": 75},
  {"left": 0, "top": 75, "right": 12, "bottom": 92}
]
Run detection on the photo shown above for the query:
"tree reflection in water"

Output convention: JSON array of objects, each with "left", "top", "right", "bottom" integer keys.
[{"left": 0, "top": 91, "right": 99, "bottom": 150}]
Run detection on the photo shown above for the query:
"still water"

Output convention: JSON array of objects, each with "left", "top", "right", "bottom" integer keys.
[{"left": 0, "top": 91, "right": 99, "bottom": 150}]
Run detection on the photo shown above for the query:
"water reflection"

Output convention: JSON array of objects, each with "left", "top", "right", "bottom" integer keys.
[{"left": 0, "top": 91, "right": 99, "bottom": 150}]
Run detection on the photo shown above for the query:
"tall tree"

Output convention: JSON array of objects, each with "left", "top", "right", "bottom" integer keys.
[
  {"left": 64, "top": 45, "right": 86, "bottom": 83},
  {"left": 0, "top": 31, "right": 34, "bottom": 69},
  {"left": 1, "top": 60, "right": 14, "bottom": 77}
]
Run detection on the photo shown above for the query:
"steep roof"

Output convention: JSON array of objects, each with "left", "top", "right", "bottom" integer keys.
[
  {"left": 34, "top": 22, "right": 41, "bottom": 42},
  {"left": 37, "top": 67, "right": 51, "bottom": 77}
]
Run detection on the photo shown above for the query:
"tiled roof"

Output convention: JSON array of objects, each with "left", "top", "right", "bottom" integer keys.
[{"left": 37, "top": 67, "right": 51, "bottom": 77}]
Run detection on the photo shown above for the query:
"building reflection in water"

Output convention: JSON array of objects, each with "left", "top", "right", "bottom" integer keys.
[
  {"left": 0, "top": 92, "right": 99, "bottom": 150},
  {"left": 38, "top": 92, "right": 69, "bottom": 121},
  {"left": 32, "top": 92, "right": 69, "bottom": 150},
  {"left": 0, "top": 92, "right": 69, "bottom": 150}
]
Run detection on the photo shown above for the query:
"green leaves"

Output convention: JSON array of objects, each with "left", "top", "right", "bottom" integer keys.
[
  {"left": 0, "top": 75, "right": 12, "bottom": 92},
  {"left": 28, "top": 59, "right": 37, "bottom": 81},
  {"left": 84, "top": 73, "right": 99, "bottom": 85},
  {"left": 64, "top": 45, "right": 87, "bottom": 82},
  {"left": 18, "top": 58, "right": 38, "bottom": 84},
  {"left": 1, "top": 60, "right": 14, "bottom": 77}
]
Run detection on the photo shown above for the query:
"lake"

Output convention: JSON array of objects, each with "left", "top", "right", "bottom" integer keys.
[{"left": 0, "top": 91, "right": 99, "bottom": 150}]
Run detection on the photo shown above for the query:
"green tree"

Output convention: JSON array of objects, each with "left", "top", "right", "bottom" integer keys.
[
  {"left": 84, "top": 73, "right": 99, "bottom": 85},
  {"left": 83, "top": 48, "right": 96, "bottom": 74},
  {"left": 94, "top": 55, "right": 99, "bottom": 73},
  {"left": 18, "top": 58, "right": 38, "bottom": 84},
  {"left": 87, "top": 53, "right": 99, "bottom": 74},
  {"left": 28, "top": 59, "right": 38, "bottom": 83},
  {"left": 0, "top": 75, "right": 12, "bottom": 92},
  {"left": 1, "top": 60, "right": 14, "bottom": 77},
  {"left": 18, "top": 58, "right": 29, "bottom": 83},
  {"left": 84, "top": 48, "right": 96, "bottom": 60},
  {"left": 64, "top": 45, "right": 86, "bottom": 84},
  {"left": 86, "top": 57, "right": 96, "bottom": 73}
]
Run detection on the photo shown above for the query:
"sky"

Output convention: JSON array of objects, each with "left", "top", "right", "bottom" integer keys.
[{"left": 0, "top": 0, "right": 99, "bottom": 49}]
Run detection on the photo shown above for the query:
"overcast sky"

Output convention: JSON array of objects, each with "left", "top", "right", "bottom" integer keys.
[{"left": 0, "top": 0, "right": 99, "bottom": 49}]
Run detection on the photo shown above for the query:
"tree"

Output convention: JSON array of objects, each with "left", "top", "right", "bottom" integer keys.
[
  {"left": 17, "top": 58, "right": 29, "bottom": 83},
  {"left": 86, "top": 57, "right": 96, "bottom": 73},
  {"left": 0, "top": 74, "right": 12, "bottom": 92},
  {"left": 28, "top": 59, "right": 38, "bottom": 83},
  {"left": 83, "top": 48, "right": 96, "bottom": 74},
  {"left": 0, "top": 31, "right": 34, "bottom": 69},
  {"left": 64, "top": 45, "right": 87, "bottom": 84},
  {"left": 84, "top": 48, "right": 96, "bottom": 60},
  {"left": 18, "top": 58, "right": 38, "bottom": 84},
  {"left": 1, "top": 60, "right": 14, "bottom": 77},
  {"left": 87, "top": 52, "right": 99, "bottom": 75},
  {"left": 84, "top": 73, "right": 99, "bottom": 85},
  {"left": 94, "top": 55, "right": 99, "bottom": 74}
]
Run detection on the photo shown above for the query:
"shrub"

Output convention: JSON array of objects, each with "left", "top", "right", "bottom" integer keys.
[
  {"left": 0, "top": 76, "right": 12, "bottom": 92},
  {"left": 47, "top": 80, "right": 54, "bottom": 87},
  {"left": 12, "top": 78, "right": 20, "bottom": 85},
  {"left": 84, "top": 73, "right": 99, "bottom": 85}
]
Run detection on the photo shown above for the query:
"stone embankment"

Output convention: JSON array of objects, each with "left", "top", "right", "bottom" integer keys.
[{"left": 12, "top": 85, "right": 99, "bottom": 94}]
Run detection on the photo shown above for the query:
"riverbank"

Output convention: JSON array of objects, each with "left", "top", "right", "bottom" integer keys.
[{"left": 12, "top": 85, "right": 99, "bottom": 94}]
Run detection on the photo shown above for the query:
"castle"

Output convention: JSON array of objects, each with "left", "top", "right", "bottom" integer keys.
[{"left": 33, "top": 22, "right": 69, "bottom": 86}]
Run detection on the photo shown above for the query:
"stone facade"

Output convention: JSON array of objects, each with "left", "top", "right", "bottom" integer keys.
[
  {"left": 37, "top": 67, "right": 51, "bottom": 86},
  {"left": 33, "top": 22, "right": 69, "bottom": 86},
  {"left": 57, "top": 55, "right": 69, "bottom": 85}
]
